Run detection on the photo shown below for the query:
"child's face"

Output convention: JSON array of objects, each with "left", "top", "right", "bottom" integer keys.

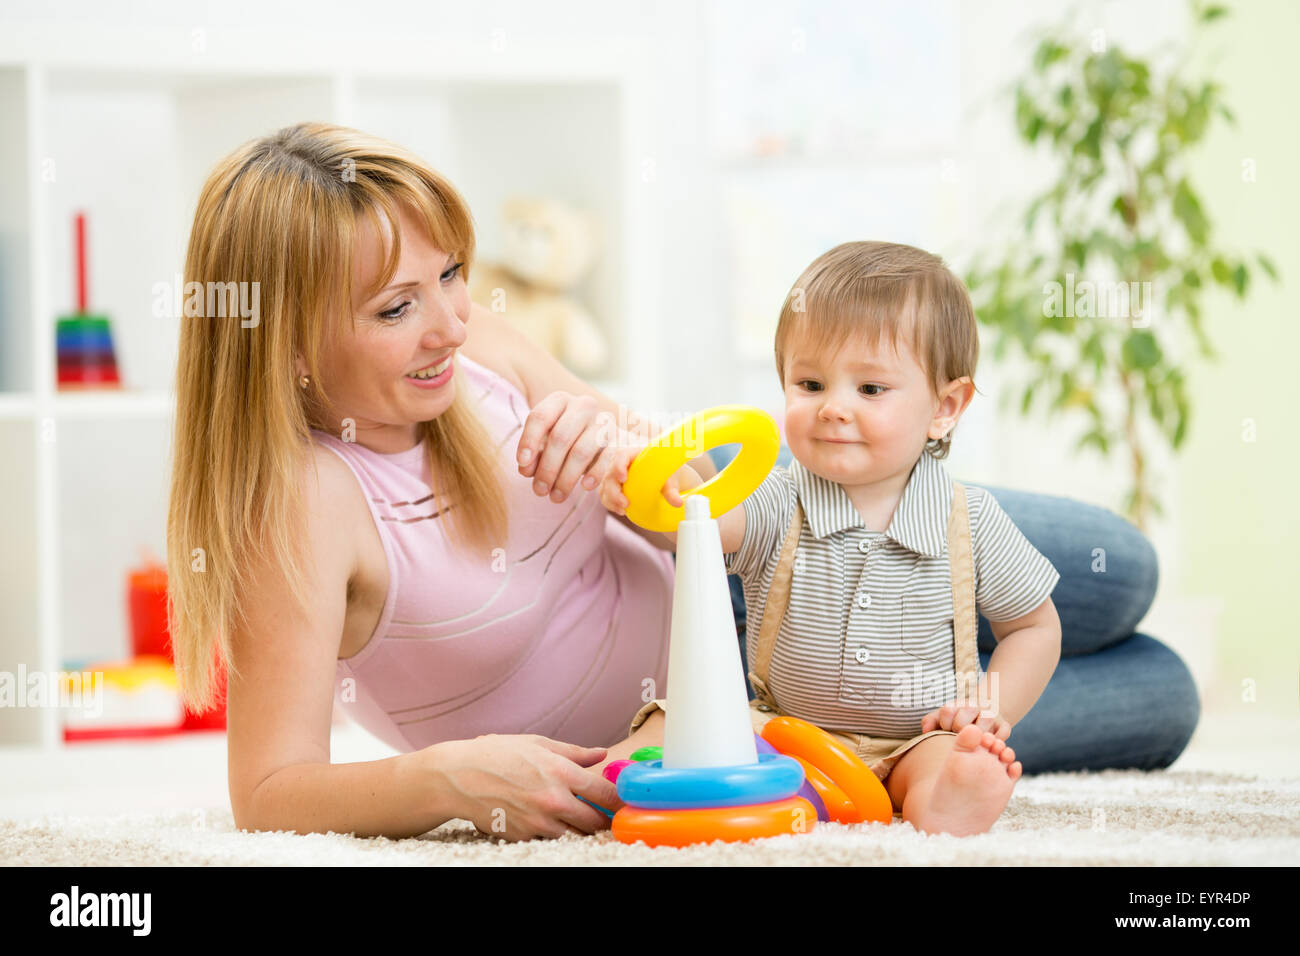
[{"left": 781, "top": 324, "right": 956, "bottom": 490}]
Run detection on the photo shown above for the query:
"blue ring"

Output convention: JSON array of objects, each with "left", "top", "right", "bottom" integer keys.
[
  {"left": 616, "top": 753, "right": 804, "bottom": 809},
  {"left": 576, "top": 794, "right": 615, "bottom": 818}
]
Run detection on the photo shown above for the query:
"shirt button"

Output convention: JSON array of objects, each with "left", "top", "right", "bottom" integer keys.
[
  {"left": 857, "top": 593, "right": 871, "bottom": 608},
  {"left": 858, "top": 540, "right": 870, "bottom": 553},
  {"left": 855, "top": 647, "right": 870, "bottom": 664}
]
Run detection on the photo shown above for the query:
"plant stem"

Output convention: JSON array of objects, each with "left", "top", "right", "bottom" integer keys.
[{"left": 1121, "top": 368, "right": 1149, "bottom": 531}]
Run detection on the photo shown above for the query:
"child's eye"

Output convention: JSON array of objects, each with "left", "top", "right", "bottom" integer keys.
[
  {"left": 860, "top": 384, "right": 887, "bottom": 396},
  {"left": 379, "top": 300, "right": 412, "bottom": 322},
  {"left": 441, "top": 261, "right": 464, "bottom": 283},
  {"left": 797, "top": 380, "right": 822, "bottom": 392}
]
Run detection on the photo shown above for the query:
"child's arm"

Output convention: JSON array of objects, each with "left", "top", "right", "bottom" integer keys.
[
  {"left": 601, "top": 447, "right": 748, "bottom": 554},
  {"left": 978, "top": 596, "right": 1062, "bottom": 726},
  {"left": 921, "top": 595, "right": 1061, "bottom": 736}
]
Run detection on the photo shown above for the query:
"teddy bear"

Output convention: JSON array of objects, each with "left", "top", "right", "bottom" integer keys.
[{"left": 467, "top": 197, "right": 610, "bottom": 377}]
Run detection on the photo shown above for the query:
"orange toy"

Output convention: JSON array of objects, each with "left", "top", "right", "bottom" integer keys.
[
  {"left": 611, "top": 796, "right": 817, "bottom": 848},
  {"left": 761, "top": 716, "right": 894, "bottom": 825}
]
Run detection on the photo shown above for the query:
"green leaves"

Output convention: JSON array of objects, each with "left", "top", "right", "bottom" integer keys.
[
  {"left": 1173, "top": 179, "right": 1209, "bottom": 245},
  {"left": 1121, "top": 329, "right": 1163, "bottom": 370},
  {"left": 962, "top": 0, "right": 1275, "bottom": 530},
  {"left": 1257, "top": 253, "right": 1278, "bottom": 281}
]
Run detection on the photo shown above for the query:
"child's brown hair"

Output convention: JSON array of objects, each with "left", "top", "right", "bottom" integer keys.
[{"left": 774, "top": 240, "right": 981, "bottom": 460}]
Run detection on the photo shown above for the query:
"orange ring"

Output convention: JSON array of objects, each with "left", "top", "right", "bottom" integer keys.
[
  {"left": 788, "top": 754, "right": 860, "bottom": 824},
  {"left": 761, "top": 717, "right": 894, "bottom": 824},
  {"left": 611, "top": 796, "right": 816, "bottom": 848}
]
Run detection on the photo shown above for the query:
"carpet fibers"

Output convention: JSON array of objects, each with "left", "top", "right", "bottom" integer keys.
[{"left": 4, "top": 768, "right": 1296, "bottom": 866}]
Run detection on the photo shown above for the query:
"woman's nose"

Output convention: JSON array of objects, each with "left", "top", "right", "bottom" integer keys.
[{"left": 424, "top": 297, "right": 467, "bottom": 348}]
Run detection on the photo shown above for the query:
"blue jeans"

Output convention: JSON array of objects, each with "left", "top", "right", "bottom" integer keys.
[{"left": 697, "top": 445, "right": 1200, "bottom": 776}]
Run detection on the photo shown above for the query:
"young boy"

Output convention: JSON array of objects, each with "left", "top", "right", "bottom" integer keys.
[{"left": 600, "top": 240, "right": 1062, "bottom": 837}]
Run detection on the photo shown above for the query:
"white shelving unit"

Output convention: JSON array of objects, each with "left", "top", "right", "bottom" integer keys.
[{"left": 0, "top": 43, "right": 660, "bottom": 748}]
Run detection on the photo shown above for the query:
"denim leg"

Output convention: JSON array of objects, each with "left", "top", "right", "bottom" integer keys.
[
  {"left": 977, "top": 484, "right": 1158, "bottom": 658},
  {"left": 984, "top": 632, "right": 1201, "bottom": 774}
]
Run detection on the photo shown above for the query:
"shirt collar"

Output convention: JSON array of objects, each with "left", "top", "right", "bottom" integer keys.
[{"left": 789, "top": 452, "right": 952, "bottom": 557}]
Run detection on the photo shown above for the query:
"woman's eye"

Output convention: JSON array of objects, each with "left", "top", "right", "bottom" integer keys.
[
  {"left": 860, "top": 384, "right": 886, "bottom": 396},
  {"left": 379, "top": 300, "right": 412, "bottom": 321},
  {"left": 441, "top": 261, "right": 464, "bottom": 283}
]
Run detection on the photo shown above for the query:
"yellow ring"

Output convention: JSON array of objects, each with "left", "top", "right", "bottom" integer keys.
[{"left": 623, "top": 405, "right": 780, "bottom": 533}]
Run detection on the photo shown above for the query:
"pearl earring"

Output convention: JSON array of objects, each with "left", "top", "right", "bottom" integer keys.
[{"left": 299, "top": 375, "right": 310, "bottom": 389}]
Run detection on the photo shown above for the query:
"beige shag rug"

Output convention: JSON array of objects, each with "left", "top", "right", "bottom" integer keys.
[{"left": 4, "top": 768, "right": 1297, "bottom": 865}]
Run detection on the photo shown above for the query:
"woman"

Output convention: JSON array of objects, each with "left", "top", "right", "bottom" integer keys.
[{"left": 167, "top": 122, "right": 1198, "bottom": 843}]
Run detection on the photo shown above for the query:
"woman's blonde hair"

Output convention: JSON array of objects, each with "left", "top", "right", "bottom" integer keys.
[
  {"left": 773, "top": 240, "right": 982, "bottom": 460},
  {"left": 167, "top": 122, "right": 507, "bottom": 714}
]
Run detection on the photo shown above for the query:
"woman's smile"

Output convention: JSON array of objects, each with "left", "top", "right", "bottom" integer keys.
[{"left": 405, "top": 351, "right": 455, "bottom": 388}]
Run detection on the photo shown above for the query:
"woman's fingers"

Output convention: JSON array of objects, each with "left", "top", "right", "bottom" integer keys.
[
  {"left": 524, "top": 394, "right": 611, "bottom": 502},
  {"left": 517, "top": 392, "right": 569, "bottom": 479},
  {"left": 529, "top": 398, "right": 592, "bottom": 498},
  {"left": 564, "top": 771, "right": 621, "bottom": 832}
]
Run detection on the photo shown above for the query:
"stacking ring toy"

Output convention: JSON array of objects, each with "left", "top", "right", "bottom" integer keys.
[
  {"left": 612, "top": 796, "right": 817, "bottom": 848},
  {"left": 629, "top": 746, "right": 663, "bottom": 762},
  {"left": 788, "top": 754, "right": 855, "bottom": 823},
  {"left": 760, "top": 716, "right": 894, "bottom": 824},
  {"left": 616, "top": 753, "right": 803, "bottom": 810},
  {"left": 602, "top": 759, "right": 635, "bottom": 784},
  {"left": 623, "top": 405, "right": 780, "bottom": 532}
]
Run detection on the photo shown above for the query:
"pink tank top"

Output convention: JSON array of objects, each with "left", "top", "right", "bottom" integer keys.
[{"left": 311, "top": 355, "right": 674, "bottom": 752}]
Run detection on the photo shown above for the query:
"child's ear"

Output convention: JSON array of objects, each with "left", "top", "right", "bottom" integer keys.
[{"left": 936, "top": 376, "right": 975, "bottom": 424}]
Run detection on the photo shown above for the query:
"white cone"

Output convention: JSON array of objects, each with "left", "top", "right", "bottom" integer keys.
[{"left": 662, "top": 495, "right": 759, "bottom": 769}]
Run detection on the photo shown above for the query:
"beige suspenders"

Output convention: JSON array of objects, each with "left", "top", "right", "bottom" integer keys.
[{"left": 747, "top": 480, "right": 980, "bottom": 715}]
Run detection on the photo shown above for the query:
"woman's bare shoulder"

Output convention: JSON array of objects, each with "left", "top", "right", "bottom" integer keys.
[{"left": 298, "top": 442, "right": 365, "bottom": 569}]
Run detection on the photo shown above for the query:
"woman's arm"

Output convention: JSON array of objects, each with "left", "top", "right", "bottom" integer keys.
[
  {"left": 461, "top": 301, "right": 718, "bottom": 489},
  {"left": 227, "top": 447, "right": 618, "bottom": 839},
  {"left": 226, "top": 447, "right": 452, "bottom": 837}
]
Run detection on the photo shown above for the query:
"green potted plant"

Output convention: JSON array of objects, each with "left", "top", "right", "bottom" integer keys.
[{"left": 965, "top": 0, "right": 1278, "bottom": 530}]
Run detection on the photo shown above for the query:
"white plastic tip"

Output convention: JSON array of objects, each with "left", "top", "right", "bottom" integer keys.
[{"left": 683, "top": 494, "right": 711, "bottom": 522}]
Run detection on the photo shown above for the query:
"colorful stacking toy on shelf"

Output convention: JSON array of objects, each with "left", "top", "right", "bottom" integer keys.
[
  {"left": 57, "top": 210, "right": 121, "bottom": 389},
  {"left": 608, "top": 406, "right": 893, "bottom": 847}
]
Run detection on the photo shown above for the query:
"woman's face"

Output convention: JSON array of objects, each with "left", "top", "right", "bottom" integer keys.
[{"left": 304, "top": 202, "right": 471, "bottom": 453}]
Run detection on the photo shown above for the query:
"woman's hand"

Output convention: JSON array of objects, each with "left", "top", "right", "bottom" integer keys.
[
  {"left": 920, "top": 701, "right": 1012, "bottom": 740},
  {"left": 422, "top": 734, "right": 620, "bottom": 842},
  {"left": 517, "top": 391, "right": 625, "bottom": 503}
]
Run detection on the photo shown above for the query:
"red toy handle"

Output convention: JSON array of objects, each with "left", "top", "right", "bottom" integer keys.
[{"left": 75, "top": 210, "right": 87, "bottom": 314}]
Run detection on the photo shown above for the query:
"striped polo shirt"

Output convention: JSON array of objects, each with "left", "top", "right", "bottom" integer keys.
[{"left": 724, "top": 451, "right": 1061, "bottom": 738}]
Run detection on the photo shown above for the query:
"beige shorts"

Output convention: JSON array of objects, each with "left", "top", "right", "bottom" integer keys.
[{"left": 628, "top": 698, "right": 957, "bottom": 785}]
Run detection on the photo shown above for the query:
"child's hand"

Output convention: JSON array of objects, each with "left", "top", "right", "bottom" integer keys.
[
  {"left": 517, "top": 391, "right": 620, "bottom": 503},
  {"left": 599, "top": 444, "right": 645, "bottom": 516},
  {"left": 600, "top": 446, "right": 705, "bottom": 517},
  {"left": 920, "top": 701, "right": 1012, "bottom": 740}
]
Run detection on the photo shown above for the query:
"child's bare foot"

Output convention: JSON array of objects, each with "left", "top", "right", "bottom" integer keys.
[{"left": 906, "top": 724, "right": 1021, "bottom": 837}]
